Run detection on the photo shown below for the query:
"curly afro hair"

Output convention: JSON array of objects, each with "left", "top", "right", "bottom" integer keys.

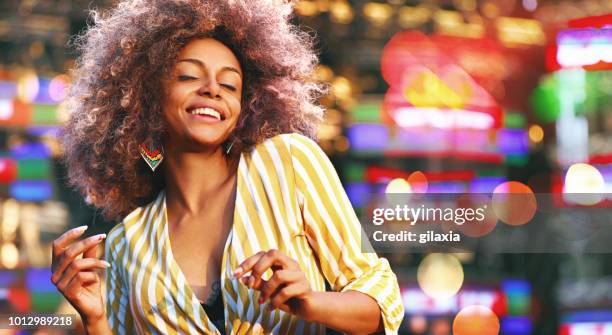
[{"left": 60, "top": 0, "right": 325, "bottom": 221}]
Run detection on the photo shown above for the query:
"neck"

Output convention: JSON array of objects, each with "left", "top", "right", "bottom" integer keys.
[{"left": 163, "top": 142, "right": 239, "bottom": 216}]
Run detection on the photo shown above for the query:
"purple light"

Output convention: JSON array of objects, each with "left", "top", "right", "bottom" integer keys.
[
  {"left": 10, "top": 180, "right": 52, "bottom": 201},
  {"left": 0, "top": 81, "right": 17, "bottom": 99},
  {"left": 10, "top": 142, "right": 51, "bottom": 159},
  {"left": 497, "top": 129, "right": 528, "bottom": 155},
  {"left": 347, "top": 124, "right": 389, "bottom": 151},
  {"left": 345, "top": 182, "right": 371, "bottom": 208},
  {"left": 470, "top": 176, "right": 507, "bottom": 193},
  {"left": 501, "top": 316, "right": 533, "bottom": 335},
  {"left": 427, "top": 181, "right": 467, "bottom": 193}
]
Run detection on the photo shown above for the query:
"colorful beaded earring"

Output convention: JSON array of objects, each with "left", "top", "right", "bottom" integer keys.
[{"left": 139, "top": 142, "right": 164, "bottom": 172}]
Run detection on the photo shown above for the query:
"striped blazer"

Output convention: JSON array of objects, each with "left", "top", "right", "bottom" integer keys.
[{"left": 104, "top": 133, "right": 404, "bottom": 334}]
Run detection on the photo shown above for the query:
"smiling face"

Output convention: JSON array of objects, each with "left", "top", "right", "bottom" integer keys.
[{"left": 162, "top": 38, "right": 243, "bottom": 151}]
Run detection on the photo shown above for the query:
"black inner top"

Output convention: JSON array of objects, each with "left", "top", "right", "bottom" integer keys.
[{"left": 201, "top": 289, "right": 225, "bottom": 335}]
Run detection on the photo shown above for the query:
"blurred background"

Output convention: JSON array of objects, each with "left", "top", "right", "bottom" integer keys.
[{"left": 0, "top": 0, "right": 610, "bottom": 334}]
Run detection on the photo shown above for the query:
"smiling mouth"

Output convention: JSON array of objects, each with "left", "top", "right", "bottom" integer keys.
[{"left": 188, "top": 107, "right": 224, "bottom": 121}]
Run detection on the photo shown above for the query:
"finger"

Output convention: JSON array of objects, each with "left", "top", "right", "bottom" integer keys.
[
  {"left": 83, "top": 242, "right": 102, "bottom": 259},
  {"left": 269, "top": 281, "right": 309, "bottom": 311},
  {"left": 259, "top": 270, "right": 301, "bottom": 303},
  {"left": 250, "top": 250, "right": 297, "bottom": 289},
  {"left": 52, "top": 226, "right": 89, "bottom": 259},
  {"left": 63, "top": 271, "right": 98, "bottom": 301},
  {"left": 55, "top": 258, "right": 110, "bottom": 292},
  {"left": 52, "top": 234, "right": 106, "bottom": 284},
  {"left": 233, "top": 251, "right": 266, "bottom": 278}
]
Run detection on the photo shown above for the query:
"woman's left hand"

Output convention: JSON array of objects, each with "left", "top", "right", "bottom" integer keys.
[{"left": 233, "top": 249, "right": 315, "bottom": 320}]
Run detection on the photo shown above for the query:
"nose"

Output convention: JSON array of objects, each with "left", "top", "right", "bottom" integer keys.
[{"left": 197, "top": 77, "right": 221, "bottom": 99}]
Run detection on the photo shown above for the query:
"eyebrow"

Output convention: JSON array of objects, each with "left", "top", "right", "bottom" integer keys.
[{"left": 177, "top": 58, "right": 242, "bottom": 77}]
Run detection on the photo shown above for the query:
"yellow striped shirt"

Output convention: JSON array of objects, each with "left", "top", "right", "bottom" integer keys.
[{"left": 104, "top": 133, "right": 404, "bottom": 334}]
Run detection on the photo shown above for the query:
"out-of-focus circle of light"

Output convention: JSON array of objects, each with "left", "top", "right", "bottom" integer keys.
[
  {"left": 1, "top": 243, "right": 19, "bottom": 269},
  {"left": 522, "top": 0, "right": 538, "bottom": 12},
  {"left": 455, "top": 194, "right": 497, "bottom": 237},
  {"left": 331, "top": 76, "right": 352, "bottom": 101},
  {"left": 453, "top": 305, "right": 500, "bottom": 335},
  {"left": 330, "top": 1, "right": 353, "bottom": 24},
  {"left": 49, "top": 74, "right": 70, "bottom": 102},
  {"left": 492, "top": 181, "right": 537, "bottom": 226},
  {"left": 563, "top": 163, "right": 605, "bottom": 206},
  {"left": 407, "top": 171, "right": 428, "bottom": 193},
  {"left": 417, "top": 253, "right": 464, "bottom": 299},
  {"left": 386, "top": 178, "right": 412, "bottom": 193},
  {"left": 528, "top": 124, "right": 544, "bottom": 143},
  {"left": 409, "top": 315, "right": 427, "bottom": 334},
  {"left": 16, "top": 70, "right": 39, "bottom": 103}
]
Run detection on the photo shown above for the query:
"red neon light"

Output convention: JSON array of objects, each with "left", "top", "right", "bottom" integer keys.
[
  {"left": 589, "top": 154, "right": 612, "bottom": 165},
  {"left": 569, "top": 14, "right": 612, "bottom": 29},
  {"left": 364, "top": 166, "right": 476, "bottom": 183}
]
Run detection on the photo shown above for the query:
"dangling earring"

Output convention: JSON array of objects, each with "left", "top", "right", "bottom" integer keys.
[
  {"left": 139, "top": 142, "right": 164, "bottom": 172},
  {"left": 224, "top": 140, "right": 234, "bottom": 155}
]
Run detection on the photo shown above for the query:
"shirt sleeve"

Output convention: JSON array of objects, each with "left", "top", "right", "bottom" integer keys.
[
  {"left": 104, "top": 224, "right": 134, "bottom": 335},
  {"left": 289, "top": 134, "right": 405, "bottom": 334}
]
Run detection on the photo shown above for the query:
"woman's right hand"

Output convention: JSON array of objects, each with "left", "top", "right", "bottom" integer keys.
[{"left": 51, "top": 226, "right": 109, "bottom": 324}]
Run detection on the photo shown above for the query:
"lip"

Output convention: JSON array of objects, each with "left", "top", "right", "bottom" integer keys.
[{"left": 186, "top": 103, "right": 226, "bottom": 121}]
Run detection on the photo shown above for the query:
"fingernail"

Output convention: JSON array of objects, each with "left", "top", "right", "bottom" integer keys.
[
  {"left": 102, "top": 261, "right": 111, "bottom": 268},
  {"left": 94, "top": 233, "right": 106, "bottom": 241},
  {"left": 232, "top": 267, "right": 243, "bottom": 278},
  {"left": 76, "top": 225, "right": 88, "bottom": 232}
]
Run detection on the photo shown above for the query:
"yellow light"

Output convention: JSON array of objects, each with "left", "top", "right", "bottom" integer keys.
[
  {"left": 314, "top": 65, "right": 334, "bottom": 82},
  {"left": 563, "top": 163, "right": 605, "bottom": 205},
  {"left": 331, "top": 76, "right": 352, "bottom": 100},
  {"left": 330, "top": 1, "right": 353, "bottom": 24},
  {"left": 481, "top": 2, "right": 499, "bottom": 18},
  {"left": 453, "top": 0, "right": 477, "bottom": 11},
  {"left": 385, "top": 178, "right": 412, "bottom": 194},
  {"left": 528, "top": 124, "right": 544, "bottom": 143},
  {"left": 295, "top": 1, "right": 318, "bottom": 16},
  {"left": 317, "top": 124, "right": 341, "bottom": 140},
  {"left": 16, "top": 70, "right": 39, "bottom": 103},
  {"left": 1, "top": 243, "right": 19, "bottom": 269},
  {"left": 417, "top": 253, "right": 464, "bottom": 299},
  {"left": 497, "top": 17, "right": 546, "bottom": 46},
  {"left": 2, "top": 199, "right": 19, "bottom": 241},
  {"left": 316, "top": 0, "right": 330, "bottom": 12},
  {"left": 334, "top": 136, "right": 350, "bottom": 152},
  {"left": 398, "top": 6, "right": 432, "bottom": 29},
  {"left": 363, "top": 2, "right": 393, "bottom": 26}
]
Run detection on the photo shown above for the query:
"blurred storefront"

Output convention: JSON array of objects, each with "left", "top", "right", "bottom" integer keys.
[{"left": 0, "top": 1, "right": 610, "bottom": 334}]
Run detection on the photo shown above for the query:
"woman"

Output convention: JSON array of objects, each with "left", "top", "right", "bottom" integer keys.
[{"left": 51, "top": 0, "right": 404, "bottom": 334}]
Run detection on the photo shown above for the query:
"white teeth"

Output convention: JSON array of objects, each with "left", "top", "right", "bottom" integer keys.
[{"left": 190, "top": 107, "right": 221, "bottom": 120}]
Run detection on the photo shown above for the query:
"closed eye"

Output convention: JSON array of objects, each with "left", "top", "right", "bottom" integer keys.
[
  {"left": 178, "top": 75, "right": 197, "bottom": 81},
  {"left": 221, "top": 83, "right": 236, "bottom": 91}
]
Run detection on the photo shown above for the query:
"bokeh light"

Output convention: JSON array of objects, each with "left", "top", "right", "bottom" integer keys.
[
  {"left": 48, "top": 74, "right": 70, "bottom": 102},
  {"left": 455, "top": 194, "right": 497, "bottom": 237},
  {"left": 492, "top": 181, "right": 537, "bottom": 226},
  {"left": 407, "top": 171, "right": 428, "bottom": 193},
  {"left": 385, "top": 178, "right": 412, "bottom": 193},
  {"left": 528, "top": 124, "right": 544, "bottom": 143},
  {"left": 563, "top": 163, "right": 605, "bottom": 206},
  {"left": 16, "top": 70, "right": 39, "bottom": 103},
  {"left": 1, "top": 242, "right": 19, "bottom": 269},
  {"left": 453, "top": 305, "right": 500, "bottom": 335},
  {"left": 417, "top": 253, "right": 464, "bottom": 299}
]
